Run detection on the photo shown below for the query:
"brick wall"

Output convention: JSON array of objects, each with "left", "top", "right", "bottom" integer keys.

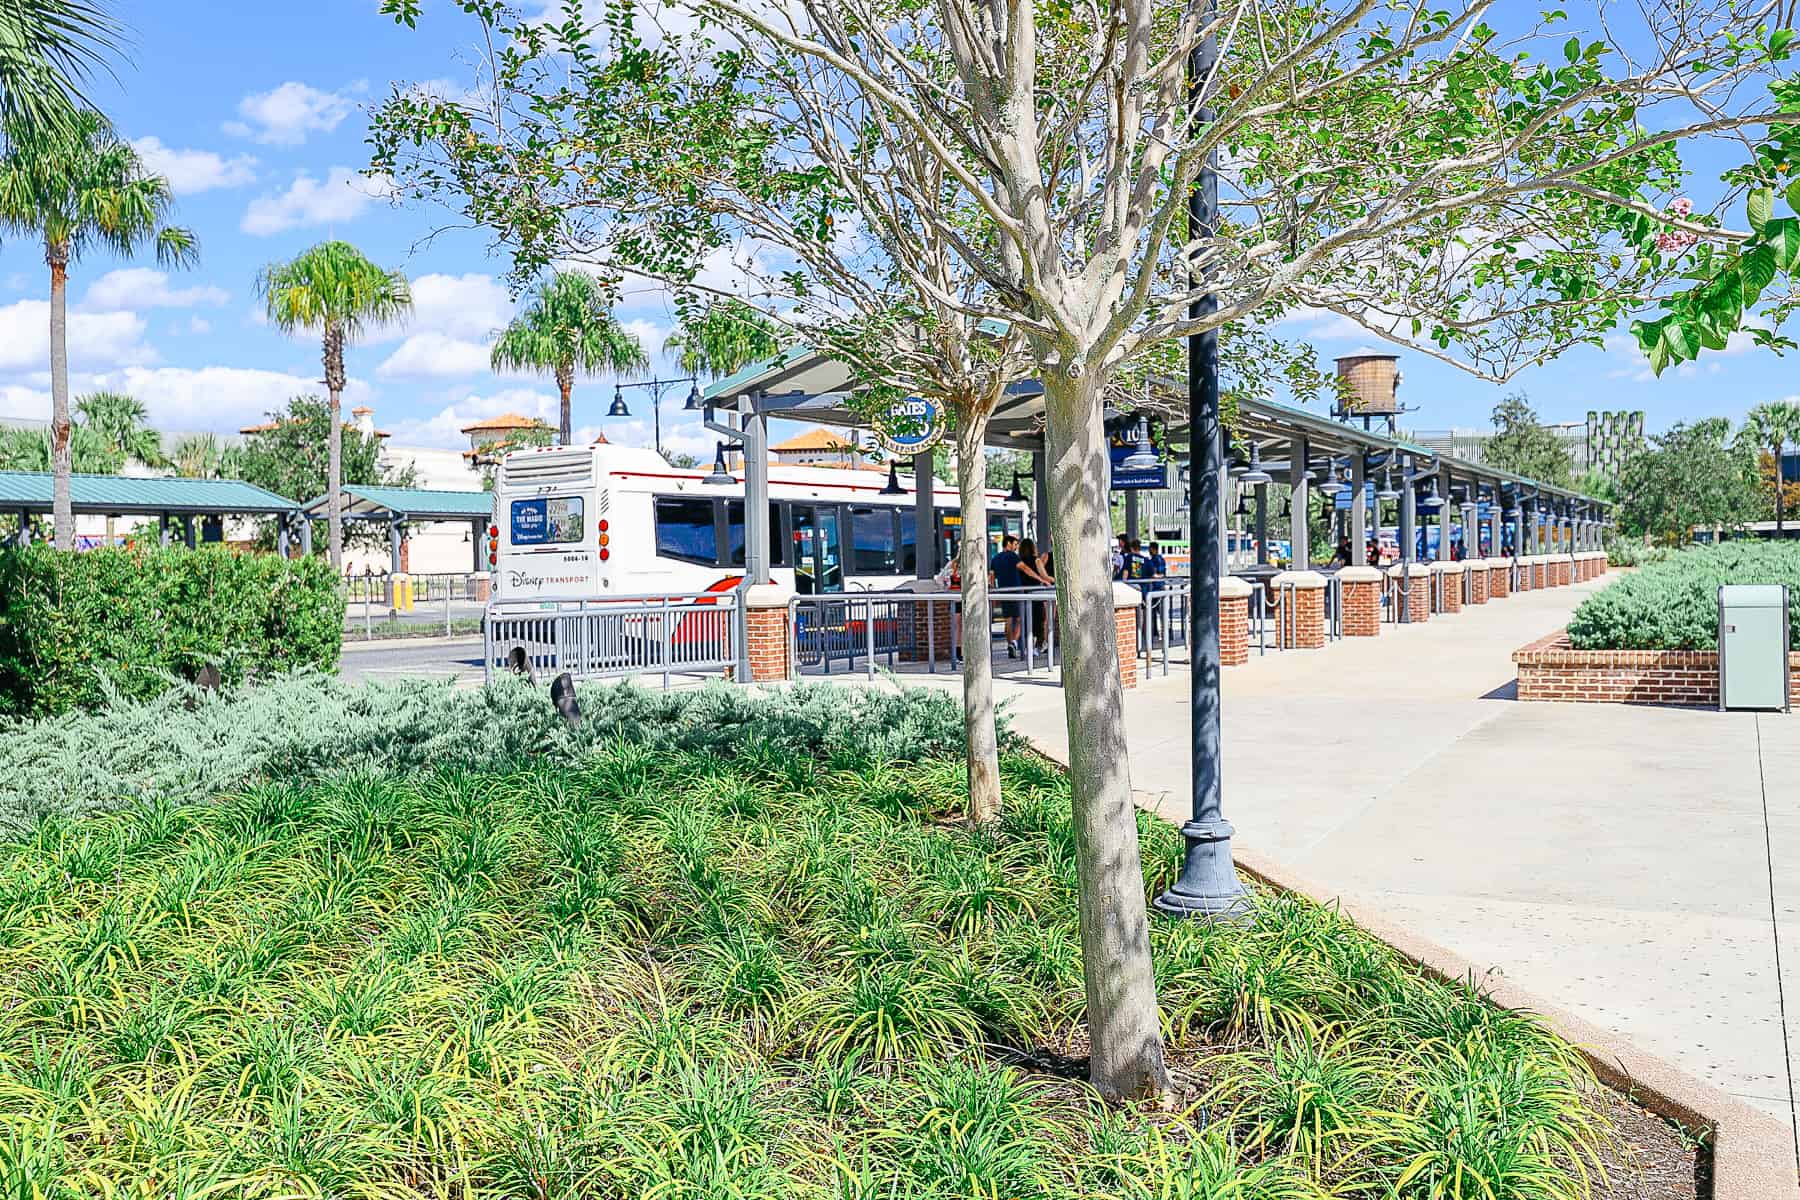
[
  {"left": 1513, "top": 629, "right": 1800, "bottom": 706},
  {"left": 1221, "top": 593, "right": 1249, "bottom": 666},
  {"left": 1489, "top": 563, "right": 1510, "bottom": 599},
  {"left": 1341, "top": 576, "right": 1382, "bottom": 636},
  {"left": 742, "top": 605, "right": 792, "bottom": 682},
  {"left": 1467, "top": 563, "right": 1489, "bottom": 605},
  {"left": 1114, "top": 605, "right": 1139, "bottom": 688},
  {"left": 1550, "top": 558, "right": 1571, "bottom": 587},
  {"left": 1532, "top": 559, "right": 1548, "bottom": 590}
]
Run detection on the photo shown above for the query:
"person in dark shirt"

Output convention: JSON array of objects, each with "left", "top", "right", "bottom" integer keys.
[{"left": 990, "top": 534, "right": 1023, "bottom": 657}]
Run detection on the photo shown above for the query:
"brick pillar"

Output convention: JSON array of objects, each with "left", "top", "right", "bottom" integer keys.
[
  {"left": 739, "top": 583, "right": 794, "bottom": 683},
  {"left": 1220, "top": 576, "right": 1252, "bottom": 666},
  {"left": 1488, "top": 561, "right": 1510, "bottom": 599},
  {"left": 1338, "top": 566, "right": 1383, "bottom": 637},
  {"left": 1271, "top": 570, "right": 1328, "bottom": 648},
  {"left": 1549, "top": 557, "right": 1569, "bottom": 587},
  {"left": 1466, "top": 559, "right": 1489, "bottom": 604},
  {"left": 1435, "top": 562, "right": 1464, "bottom": 614},
  {"left": 899, "top": 586, "right": 956, "bottom": 665},
  {"left": 1386, "top": 563, "right": 1431, "bottom": 622},
  {"left": 470, "top": 571, "right": 491, "bottom": 602},
  {"left": 1113, "top": 582, "right": 1142, "bottom": 689}
]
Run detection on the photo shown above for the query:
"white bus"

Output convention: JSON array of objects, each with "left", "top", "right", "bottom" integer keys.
[{"left": 485, "top": 442, "right": 1028, "bottom": 611}]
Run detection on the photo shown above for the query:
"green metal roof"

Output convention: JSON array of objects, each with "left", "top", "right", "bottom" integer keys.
[
  {"left": 302, "top": 485, "right": 493, "bottom": 522},
  {"left": 0, "top": 471, "right": 299, "bottom": 515}
]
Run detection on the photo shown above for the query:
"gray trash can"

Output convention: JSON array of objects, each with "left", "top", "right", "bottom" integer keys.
[{"left": 1718, "top": 584, "right": 1790, "bottom": 711}]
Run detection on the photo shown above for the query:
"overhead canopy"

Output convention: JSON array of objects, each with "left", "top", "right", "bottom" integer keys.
[
  {"left": 301, "top": 485, "right": 493, "bottom": 523},
  {"left": 702, "top": 348, "right": 1609, "bottom": 510},
  {"left": 0, "top": 470, "right": 299, "bottom": 517}
]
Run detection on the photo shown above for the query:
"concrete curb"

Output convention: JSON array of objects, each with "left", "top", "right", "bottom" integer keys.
[
  {"left": 1020, "top": 738, "right": 1798, "bottom": 1196},
  {"left": 340, "top": 633, "right": 485, "bottom": 652}
]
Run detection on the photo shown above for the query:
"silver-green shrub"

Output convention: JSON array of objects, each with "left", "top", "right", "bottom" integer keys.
[
  {"left": 1567, "top": 541, "right": 1800, "bottom": 650},
  {"left": 0, "top": 674, "right": 974, "bottom": 832}
]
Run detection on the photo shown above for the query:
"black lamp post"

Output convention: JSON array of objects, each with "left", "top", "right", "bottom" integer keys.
[
  {"left": 608, "top": 375, "right": 703, "bottom": 459},
  {"left": 1155, "top": 0, "right": 1248, "bottom": 922}
]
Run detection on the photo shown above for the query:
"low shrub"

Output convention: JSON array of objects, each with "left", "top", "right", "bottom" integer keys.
[
  {"left": 1602, "top": 535, "right": 1669, "bottom": 569},
  {"left": 0, "top": 545, "right": 343, "bottom": 717},
  {"left": 0, "top": 674, "right": 976, "bottom": 833},
  {"left": 1568, "top": 541, "right": 1800, "bottom": 650},
  {"left": 0, "top": 749, "right": 1620, "bottom": 1198}
]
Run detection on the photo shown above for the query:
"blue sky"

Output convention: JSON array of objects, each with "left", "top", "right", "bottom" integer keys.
[{"left": 0, "top": 0, "right": 1790, "bottom": 458}]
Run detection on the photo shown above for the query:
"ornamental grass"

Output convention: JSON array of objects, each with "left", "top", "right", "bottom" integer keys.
[{"left": 0, "top": 724, "right": 1625, "bottom": 1198}]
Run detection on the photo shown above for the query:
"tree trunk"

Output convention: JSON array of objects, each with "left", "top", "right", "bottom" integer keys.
[
  {"left": 1040, "top": 366, "right": 1171, "bottom": 1102},
  {"left": 956, "top": 414, "right": 1002, "bottom": 825},
  {"left": 323, "top": 322, "right": 346, "bottom": 572},
  {"left": 557, "top": 363, "right": 574, "bottom": 446},
  {"left": 48, "top": 251, "right": 72, "bottom": 551},
  {"left": 1777, "top": 440, "right": 1785, "bottom": 535}
]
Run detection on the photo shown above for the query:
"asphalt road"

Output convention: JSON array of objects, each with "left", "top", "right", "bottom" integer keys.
[{"left": 338, "top": 636, "right": 486, "bottom": 684}]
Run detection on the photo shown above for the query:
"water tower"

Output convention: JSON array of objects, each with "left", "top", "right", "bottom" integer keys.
[{"left": 1333, "top": 352, "right": 1403, "bottom": 432}]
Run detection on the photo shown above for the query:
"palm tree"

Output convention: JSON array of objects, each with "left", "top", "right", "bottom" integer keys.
[
  {"left": 77, "top": 391, "right": 162, "bottom": 467},
  {"left": 490, "top": 271, "right": 647, "bottom": 445},
  {"left": 258, "top": 241, "right": 411, "bottom": 571},
  {"left": 169, "top": 432, "right": 228, "bottom": 480},
  {"left": 0, "top": 1, "right": 121, "bottom": 135},
  {"left": 664, "top": 299, "right": 782, "bottom": 380},
  {"left": 0, "top": 109, "right": 196, "bottom": 549},
  {"left": 1741, "top": 400, "right": 1800, "bottom": 535},
  {"left": 77, "top": 390, "right": 160, "bottom": 545}
]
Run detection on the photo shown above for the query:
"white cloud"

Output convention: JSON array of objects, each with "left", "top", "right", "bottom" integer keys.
[
  {"left": 187, "top": 317, "right": 212, "bottom": 335},
  {"left": 385, "top": 387, "right": 560, "bottom": 447},
  {"left": 240, "top": 167, "right": 391, "bottom": 236},
  {"left": 224, "top": 80, "right": 364, "bottom": 145},
  {"left": 88, "top": 365, "right": 373, "bottom": 432},
  {"left": 82, "top": 268, "right": 228, "bottom": 312},
  {"left": 377, "top": 332, "right": 495, "bottom": 379},
  {"left": 620, "top": 317, "right": 666, "bottom": 358},
  {"left": 0, "top": 383, "right": 49, "bottom": 420},
  {"left": 128, "top": 136, "right": 257, "bottom": 193},
  {"left": 376, "top": 272, "right": 514, "bottom": 344},
  {"left": 0, "top": 299, "right": 154, "bottom": 373}
]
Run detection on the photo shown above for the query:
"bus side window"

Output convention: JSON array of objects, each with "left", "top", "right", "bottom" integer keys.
[
  {"left": 899, "top": 507, "right": 916, "bottom": 574},
  {"left": 655, "top": 497, "right": 719, "bottom": 565},
  {"left": 725, "top": 501, "right": 785, "bottom": 568},
  {"left": 850, "top": 505, "right": 899, "bottom": 573}
]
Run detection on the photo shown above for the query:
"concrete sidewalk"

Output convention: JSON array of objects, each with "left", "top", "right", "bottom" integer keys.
[{"left": 990, "top": 574, "right": 1799, "bottom": 1133}]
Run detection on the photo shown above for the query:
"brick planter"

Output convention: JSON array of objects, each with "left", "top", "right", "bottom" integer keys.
[
  {"left": 1489, "top": 561, "right": 1511, "bottom": 599},
  {"left": 1466, "top": 559, "right": 1490, "bottom": 605},
  {"left": 1434, "top": 562, "right": 1464, "bottom": 614},
  {"left": 1514, "top": 629, "right": 1800, "bottom": 706},
  {"left": 1272, "top": 570, "right": 1328, "bottom": 648},
  {"left": 1339, "top": 566, "right": 1383, "bottom": 637},
  {"left": 899, "top": 591, "right": 957, "bottom": 665},
  {"left": 1220, "top": 576, "right": 1252, "bottom": 666},
  {"left": 1386, "top": 563, "right": 1431, "bottom": 622}
]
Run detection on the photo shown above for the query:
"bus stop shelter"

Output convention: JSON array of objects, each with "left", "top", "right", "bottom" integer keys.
[
  {"left": 0, "top": 470, "right": 302, "bottom": 549},
  {"left": 697, "top": 351, "right": 1612, "bottom": 587},
  {"left": 299, "top": 485, "right": 494, "bottom": 574}
]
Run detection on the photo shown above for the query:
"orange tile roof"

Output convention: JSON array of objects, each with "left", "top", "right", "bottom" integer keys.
[
  {"left": 772, "top": 427, "right": 857, "bottom": 452},
  {"left": 461, "top": 412, "right": 549, "bottom": 435}
]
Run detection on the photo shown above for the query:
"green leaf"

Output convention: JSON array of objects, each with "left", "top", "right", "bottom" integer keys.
[
  {"left": 1564, "top": 36, "right": 1581, "bottom": 63},
  {"left": 1788, "top": 179, "right": 1800, "bottom": 214},
  {"left": 1748, "top": 186, "right": 1775, "bottom": 236},
  {"left": 1765, "top": 216, "right": 1800, "bottom": 271},
  {"left": 1740, "top": 243, "right": 1778, "bottom": 300},
  {"left": 1772, "top": 28, "right": 1796, "bottom": 56}
]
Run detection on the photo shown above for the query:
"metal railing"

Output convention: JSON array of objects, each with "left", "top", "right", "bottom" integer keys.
[
  {"left": 790, "top": 588, "right": 1064, "bottom": 680},
  {"left": 343, "top": 571, "right": 481, "bottom": 605},
  {"left": 1136, "top": 579, "right": 1189, "bottom": 677},
  {"left": 484, "top": 591, "right": 741, "bottom": 688},
  {"left": 1246, "top": 583, "right": 1279, "bottom": 654}
]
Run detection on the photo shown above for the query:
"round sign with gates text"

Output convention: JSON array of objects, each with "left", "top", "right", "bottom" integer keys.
[{"left": 871, "top": 396, "right": 947, "bottom": 457}]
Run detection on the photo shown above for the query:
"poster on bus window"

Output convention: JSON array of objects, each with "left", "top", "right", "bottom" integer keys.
[{"left": 510, "top": 496, "right": 584, "bottom": 545}]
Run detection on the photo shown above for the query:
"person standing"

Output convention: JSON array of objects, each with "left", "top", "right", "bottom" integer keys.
[
  {"left": 1018, "top": 537, "right": 1054, "bottom": 653},
  {"left": 990, "top": 533, "right": 1023, "bottom": 657}
]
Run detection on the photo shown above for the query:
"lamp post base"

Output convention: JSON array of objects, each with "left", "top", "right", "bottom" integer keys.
[{"left": 1153, "top": 817, "right": 1253, "bottom": 920}]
